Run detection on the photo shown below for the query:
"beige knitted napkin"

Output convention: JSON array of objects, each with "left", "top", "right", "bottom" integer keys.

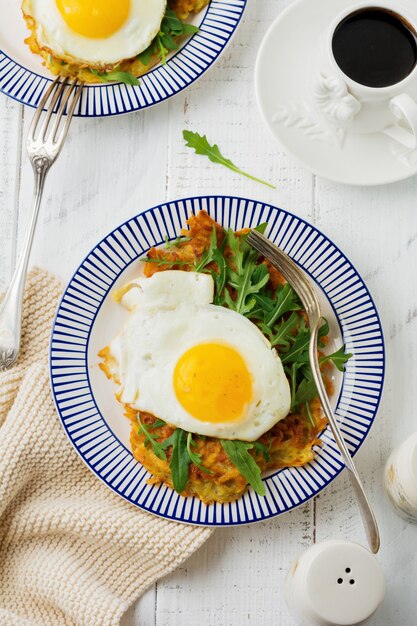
[{"left": 0, "top": 268, "right": 212, "bottom": 626}]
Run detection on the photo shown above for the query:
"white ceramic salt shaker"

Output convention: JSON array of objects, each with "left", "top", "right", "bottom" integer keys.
[
  {"left": 384, "top": 431, "right": 417, "bottom": 523},
  {"left": 285, "top": 540, "right": 385, "bottom": 626}
]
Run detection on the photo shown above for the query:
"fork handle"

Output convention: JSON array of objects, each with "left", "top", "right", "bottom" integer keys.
[
  {"left": 309, "top": 321, "right": 380, "bottom": 554},
  {"left": 0, "top": 156, "right": 50, "bottom": 369}
]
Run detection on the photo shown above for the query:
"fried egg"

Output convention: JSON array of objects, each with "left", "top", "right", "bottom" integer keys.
[
  {"left": 22, "top": 0, "right": 166, "bottom": 67},
  {"left": 104, "top": 271, "right": 291, "bottom": 441}
]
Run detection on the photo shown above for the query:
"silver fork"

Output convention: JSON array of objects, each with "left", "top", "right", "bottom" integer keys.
[
  {"left": 0, "top": 77, "right": 83, "bottom": 371},
  {"left": 247, "top": 229, "right": 380, "bottom": 554}
]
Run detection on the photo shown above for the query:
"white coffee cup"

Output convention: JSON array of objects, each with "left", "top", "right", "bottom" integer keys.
[{"left": 313, "top": 2, "right": 417, "bottom": 149}]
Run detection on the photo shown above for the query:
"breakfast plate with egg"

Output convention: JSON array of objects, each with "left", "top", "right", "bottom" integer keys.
[
  {"left": 0, "top": 0, "right": 246, "bottom": 116},
  {"left": 50, "top": 196, "right": 384, "bottom": 525}
]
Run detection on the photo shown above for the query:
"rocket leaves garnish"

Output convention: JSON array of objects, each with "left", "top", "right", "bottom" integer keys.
[
  {"left": 253, "top": 439, "right": 271, "bottom": 463},
  {"left": 186, "top": 433, "right": 213, "bottom": 475},
  {"left": 221, "top": 440, "right": 266, "bottom": 496},
  {"left": 183, "top": 130, "right": 276, "bottom": 189},
  {"left": 90, "top": 69, "right": 140, "bottom": 86},
  {"left": 165, "top": 235, "right": 192, "bottom": 248},
  {"left": 320, "top": 345, "right": 352, "bottom": 372},
  {"left": 138, "top": 257, "right": 191, "bottom": 268},
  {"left": 223, "top": 230, "right": 270, "bottom": 316},
  {"left": 168, "top": 428, "right": 190, "bottom": 493},
  {"left": 137, "top": 416, "right": 213, "bottom": 493},
  {"left": 137, "top": 415, "right": 167, "bottom": 461},
  {"left": 138, "top": 8, "right": 199, "bottom": 66},
  {"left": 139, "top": 219, "right": 352, "bottom": 495}
]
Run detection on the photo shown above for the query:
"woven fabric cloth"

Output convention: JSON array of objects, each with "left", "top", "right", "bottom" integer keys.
[{"left": 0, "top": 268, "right": 212, "bottom": 626}]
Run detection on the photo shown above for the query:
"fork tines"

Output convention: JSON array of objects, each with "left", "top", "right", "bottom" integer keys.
[{"left": 29, "top": 77, "right": 84, "bottom": 150}]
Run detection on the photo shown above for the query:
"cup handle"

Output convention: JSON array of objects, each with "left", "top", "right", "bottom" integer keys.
[{"left": 383, "top": 94, "right": 417, "bottom": 150}]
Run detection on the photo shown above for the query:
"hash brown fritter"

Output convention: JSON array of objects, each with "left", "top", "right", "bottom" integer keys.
[{"left": 100, "top": 211, "right": 331, "bottom": 504}]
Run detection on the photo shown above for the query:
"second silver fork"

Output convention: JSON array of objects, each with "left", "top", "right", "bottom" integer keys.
[
  {"left": 248, "top": 228, "right": 380, "bottom": 554},
  {"left": 0, "top": 77, "right": 83, "bottom": 371}
]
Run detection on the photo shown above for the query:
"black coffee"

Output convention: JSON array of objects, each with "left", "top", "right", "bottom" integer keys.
[{"left": 332, "top": 8, "right": 417, "bottom": 88}]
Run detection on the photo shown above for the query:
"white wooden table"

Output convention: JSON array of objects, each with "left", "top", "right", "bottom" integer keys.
[{"left": 1, "top": 1, "right": 417, "bottom": 623}]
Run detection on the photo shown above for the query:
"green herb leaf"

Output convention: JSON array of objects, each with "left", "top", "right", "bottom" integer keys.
[
  {"left": 137, "top": 414, "right": 167, "bottom": 461},
  {"left": 186, "top": 433, "right": 213, "bottom": 474},
  {"left": 194, "top": 226, "right": 218, "bottom": 272},
  {"left": 221, "top": 440, "right": 266, "bottom": 496},
  {"left": 169, "top": 428, "right": 191, "bottom": 493},
  {"left": 292, "top": 367, "right": 317, "bottom": 410},
  {"left": 305, "top": 401, "right": 315, "bottom": 427},
  {"left": 160, "top": 32, "right": 179, "bottom": 51},
  {"left": 140, "top": 256, "right": 192, "bottom": 267},
  {"left": 183, "top": 130, "right": 276, "bottom": 189},
  {"left": 161, "top": 8, "right": 184, "bottom": 34},
  {"left": 211, "top": 248, "right": 228, "bottom": 305},
  {"left": 137, "top": 8, "right": 199, "bottom": 66},
  {"left": 222, "top": 229, "right": 270, "bottom": 316},
  {"left": 260, "top": 311, "right": 300, "bottom": 349},
  {"left": 137, "top": 45, "right": 155, "bottom": 66},
  {"left": 318, "top": 318, "right": 330, "bottom": 344},
  {"left": 321, "top": 345, "right": 352, "bottom": 372},
  {"left": 151, "top": 418, "right": 167, "bottom": 429},
  {"left": 182, "top": 23, "right": 199, "bottom": 35},
  {"left": 91, "top": 69, "right": 140, "bottom": 86},
  {"left": 260, "top": 283, "right": 302, "bottom": 328},
  {"left": 281, "top": 330, "right": 311, "bottom": 365},
  {"left": 164, "top": 235, "right": 192, "bottom": 248},
  {"left": 252, "top": 440, "right": 271, "bottom": 462}
]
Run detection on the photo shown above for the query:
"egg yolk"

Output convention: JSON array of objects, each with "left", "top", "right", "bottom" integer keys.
[
  {"left": 56, "top": 0, "right": 130, "bottom": 38},
  {"left": 173, "top": 343, "right": 253, "bottom": 424}
]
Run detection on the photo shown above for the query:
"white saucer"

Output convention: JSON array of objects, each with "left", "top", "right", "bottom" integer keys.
[{"left": 254, "top": 0, "right": 417, "bottom": 186}]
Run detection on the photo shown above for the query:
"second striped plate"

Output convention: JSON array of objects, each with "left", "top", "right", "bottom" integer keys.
[{"left": 50, "top": 196, "right": 385, "bottom": 525}]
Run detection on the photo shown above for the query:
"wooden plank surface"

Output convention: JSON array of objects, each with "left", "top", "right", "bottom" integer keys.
[{"left": 1, "top": 0, "right": 417, "bottom": 624}]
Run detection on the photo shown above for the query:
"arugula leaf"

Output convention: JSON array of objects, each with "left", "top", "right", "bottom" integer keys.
[
  {"left": 152, "top": 418, "right": 167, "bottom": 429},
  {"left": 292, "top": 366, "right": 317, "bottom": 410},
  {"left": 221, "top": 440, "right": 266, "bottom": 496},
  {"left": 186, "top": 433, "right": 213, "bottom": 474},
  {"left": 137, "top": 46, "right": 154, "bottom": 66},
  {"left": 256, "top": 283, "right": 301, "bottom": 328},
  {"left": 164, "top": 235, "right": 192, "bottom": 248},
  {"left": 281, "top": 330, "right": 311, "bottom": 365},
  {"left": 305, "top": 401, "right": 315, "bottom": 427},
  {"left": 140, "top": 256, "right": 192, "bottom": 268},
  {"left": 318, "top": 318, "right": 330, "bottom": 346},
  {"left": 260, "top": 311, "right": 300, "bottom": 349},
  {"left": 91, "top": 69, "right": 140, "bottom": 86},
  {"left": 320, "top": 346, "right": 352, "bottom": 372},
  {"left": 137, "top": 414, "right": 167, "bottom": 461},
  {"left": 194, "top": 226, "right": 218, "bottom": 272},
  {"left": 138, "top": 8, "right": 199, "bottom": 67},
  {"left": 161, "top": 7, "right": 187, "bottom": 35},
  {"left": 211, "top": 247, "right": 227, "bottom": 305},
  {"left": 191, "top": 226, "right": 230, "bottom": 304},
  {"left": 182, "top": 23, "right": 199, "bottom": 35},
  {"left": 183, "top": 130, "right": 276, "bottom": 189},
  {"left": 169, "top": 428, "right": 191, "bottom": 493},
  {"left": 223, "top": 229, "right": 270, "bottom": 315},
  {"left": 252, "top": 440, "right": 271, "bottom": 463},
  {"left": 160, "top": 431, "right": 178, "bottom": 450}
]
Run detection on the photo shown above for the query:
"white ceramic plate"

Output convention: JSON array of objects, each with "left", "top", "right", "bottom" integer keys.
[
  {"left": 49, "top": 196, "right": 385, "bottom": 525},
  {"left": 0, "top": 0, "right": 246, "bottom": 116},
  {"left": 255, "top": 0, "right": 417, "bottom": 186}
]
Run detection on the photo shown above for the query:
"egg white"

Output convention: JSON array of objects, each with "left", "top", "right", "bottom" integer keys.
[
  {"left": 22, "top": 0, "right": 167, "bottom": 66},
  {"left": 107, "top": 271, "right": 291, "bottom": 441}
]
